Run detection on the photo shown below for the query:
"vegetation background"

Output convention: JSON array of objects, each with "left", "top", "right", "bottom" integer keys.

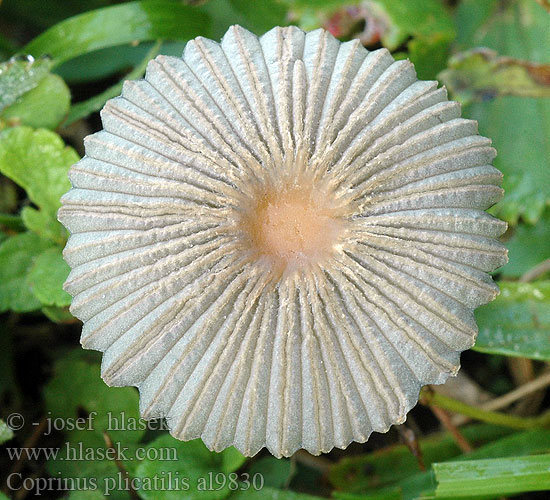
[{"left": 0, "top": 0, "right": 549, "bottom": 499}]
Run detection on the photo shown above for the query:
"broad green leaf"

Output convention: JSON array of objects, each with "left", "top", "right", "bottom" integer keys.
[
  {"left": 135, "top": 435, "right": 245, "bottom": 500},
  {"left": 433, "top": 454, "right": 550, "bottom": 497},
  {"left": 27, "top": 247, "right": 71, "bottom": 307},
  {"left": 0, "top": 493, "right": 9, "bottom": 500},
  {"left": 24, "top": 0, "right": 211, "bottom": 67},
  {"left": 0, "top": 126, "right": 79, "bottom": 243},
  {"left": 199, "top": 0, "right": 260, "bottom": 41},
  {"left": 474, "top": 281, "right": 550, "bottom": 361},
  {"left": 500, "top": 210, "right": 550, "bottom": 278},
  {"left": 0, "top": 232, "right": 53, "bottom": 313},
  {"left": 248, "top": 457, "right": 292, "bottom": 489},
  {"left": 454, "top": 0, "right": 550, "bottom": 224},
  {"left": 369, "top": 0, "right": 455, "bottom": 51},
  {"left": 329, "top": 424, "right": 512, "bottom": 493},
  {"left": 229, "top": 0, "right": 288, "bottom": 34},
  {"left": 1, "top": 74, "right": 71, "bottom": 129},
  {"left": 408, "top": 33, "right": 453, "bottom": 81},
  {"left": 221, "top": 447, "right": 247, "bottom": 474},
  {"left": 0, "top": 419, "right": 14, "bottom": 445},
  {"left": 229, "top": 488, "right": 323, "bottom": 500},
  {"left": 67, "top": 491, "right": 106, "bottom": 500},
  {"left": 45, "top": 351, "right": 144, "bottom": 500},
  {"left": 46, "top": 435, "right": 140, "bottom": 500},
  {"left": 44, "top": 350, "right": 144, "bottom": 446},
  {"left": 41, "top": 305, "right": 75, "bottom": 323},
  {"left": 371, "top": 0, "right": 455, "bottom": 80},
  {"left": 440, "top": 49, "right": 550, "bottom": 104},
  {"left": 22, "top": 207, "right": 66, "bottom": 244},
  {"left": 0, "top": 55, "right": 52, "bottom": 111}
]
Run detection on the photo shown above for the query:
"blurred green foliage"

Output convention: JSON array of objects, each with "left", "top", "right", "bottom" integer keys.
[{"left": 0, "top": 1, "right": 549, "bottom": 499}]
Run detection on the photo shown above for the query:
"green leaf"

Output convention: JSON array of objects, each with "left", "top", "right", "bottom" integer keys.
[
  {"left": 0, "top": 126, "right": 79, "bottom": 243},
  {"left": 21, "top": 207, "right": 66, "bottom": 244},
  {"left": 229, "top": 488, "right": 323, "bottom": 500},
  {"left": 408, "top": 33, "right": 453, "bottom": 81},
  {"left": 433, "top": 454, "right": 550, "bottom": 497},
  {"left": 24, "top": 0, "right": 211, "bottom": 67},
  {"left": 229, "top": 0, "right": 288, "bottom": 34},
  {"left": 1, "top": 74, "right": 71, "bottom": 129},
  {"left": 221, "top": 446, "right": 247, "bottom": 474},
  {"left": 66, "top": 491, "right": 107, "bottom": 500},
  {"left": 41, "top": 305, "right": 75, "bottom": 323},
  {"left": 248, "top": 457, "right": 292, "bottom": 489},
  {"left": 369, "top": 0, "right": 455, "bottom": 50},
  {"left": 135, "top": 435, "right": 245, "bottom": 500},
  {"left": 474, "top": 281, "right": 550, "bottom": 361},
  {"left": 46, "top": 437, "right": 139, "bottom": 500},
  {"left": 370, "top": 0, "right": 455, "bottom": 80},
  {"left": 44, "top": 350, "right": 144, "bottom": 500},
  {"left": 500, "top": 210, "right": 550, "bottom": 279},
  {"left": 0, "top": 55, "right": 52, "bottom": 111},
  {"left": 64, "top": 40, "right": 162, "bottom": 127},
  {"left": 0, "top": 419, "right": 14, "bottom": 445},
  {"left": 440, "top": 49, "right": 550, "bottom": 104},
  {"left": 44, "top": 350, "right": 144, "bottom": 446},
  {"left": 199, "top": 0, "right": 253, "bottom": 40},
  {"left": 454, "top": 0, "right": 550, "bottom": 224},
  {"left": 27, "top": 247, "right": 71, "bottom": 307},
  {"left": 0, "top": 232, "right": 53, "bottom": 313}
]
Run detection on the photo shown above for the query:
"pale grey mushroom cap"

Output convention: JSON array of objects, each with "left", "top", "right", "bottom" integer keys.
[{"left": 58, "top": 25, "right": 508, "bottom": 458}]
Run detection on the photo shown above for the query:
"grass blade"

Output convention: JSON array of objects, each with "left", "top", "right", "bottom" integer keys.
[
  {"left": 24, "top": 0, "right": 209, "bottom": 66},
  {"left": 434, "top": 454, "right": 550, "bottom": 497}
]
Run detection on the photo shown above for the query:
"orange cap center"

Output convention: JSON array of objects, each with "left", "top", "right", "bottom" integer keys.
[{"left": 242, "top": 186, "right": 344, "bottom": 272}]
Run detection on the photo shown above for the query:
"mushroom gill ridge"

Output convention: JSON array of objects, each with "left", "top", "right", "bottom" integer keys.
[{"left": 58, "top": 25, "right": 508, "bottom": 458}]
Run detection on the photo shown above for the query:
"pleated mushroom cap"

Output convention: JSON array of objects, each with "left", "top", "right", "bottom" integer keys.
[{"left": 58, "top": 25, "right": 508, "bottom": 458}]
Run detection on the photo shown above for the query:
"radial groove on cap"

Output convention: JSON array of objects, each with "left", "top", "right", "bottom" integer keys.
[{"left": 59, "top": 24, "right": 508, "bottom": 458}]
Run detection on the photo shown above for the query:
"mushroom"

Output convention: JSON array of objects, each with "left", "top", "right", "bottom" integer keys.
[{"left": 58, "top": 25, "right": 508, "bottom": 458}]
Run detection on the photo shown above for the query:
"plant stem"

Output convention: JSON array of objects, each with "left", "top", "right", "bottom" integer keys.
[{"left": 420, "top": 387, "right": 550, "bottom": 430}]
